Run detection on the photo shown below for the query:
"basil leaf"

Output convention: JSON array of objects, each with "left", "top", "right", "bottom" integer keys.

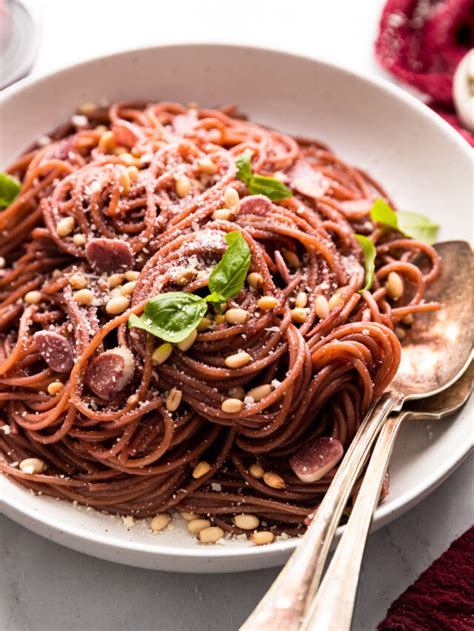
[
  {"left": 370, "top": 199, "right": 439, "bottom": 245},
  {"left": 235, "top": 152, "right": 292, "bottom": 201},
  {"left": 235, "top": 151, "right": 253, "bottom": 185},
  {"left": 0, "top": 172, "right": 21, "bottom": 209},
  {"left": 355, "top": 234, "right": 376, "bottom": 292},
  {"left": 207, "top": 231, "right": 251, "bottom": 301},
  {"left": 248, "top": 175, "right": 293, "bottom": 201},
  {"left": 128, "top": 292, "right": 207, "bottom": 343},
  {"left": 397, "top": 211, "right": 439, "bottom": 245},
  {"left": 370, "top": 198, "right": 398, "bottom": 230}
]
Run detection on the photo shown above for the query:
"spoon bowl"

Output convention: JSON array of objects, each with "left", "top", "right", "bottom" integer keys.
[{"left": 395, "top": 241, "right": 473, "bottom": 398}]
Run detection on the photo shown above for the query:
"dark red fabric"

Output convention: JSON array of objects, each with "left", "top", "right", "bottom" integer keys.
[
  {"left": 378, "top": 526, "right": 474, "bottom": 630},
  {"left": 375, "top": 0, "right": 474, "bottom": 145}
]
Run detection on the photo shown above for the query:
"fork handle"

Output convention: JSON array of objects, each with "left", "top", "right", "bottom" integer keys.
[
  {"left": 300, "top": 412, "right": 406, "bottom": 631},
  {"left": 240, "top": 390, "right": 403, "bottom": 631}
]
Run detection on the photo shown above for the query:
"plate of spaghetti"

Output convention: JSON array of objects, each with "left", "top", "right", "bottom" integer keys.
[{"left": 0, "top": 45, "right": 472, "bottom": 572}]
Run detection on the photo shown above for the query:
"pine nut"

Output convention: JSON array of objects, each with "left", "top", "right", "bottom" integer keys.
[
  {"left": 24, "top": 291, "right": 42, "bottom": 305},
  {"left": 263, "top": 471, "right": 286, "bottom": 489},
  {"left": 69, "top": 273, "right": 88, "bottom": 290},
  {"left": 71, "top": 114, "right": 88, "bottom": 128},
  {"left": 295, "top": 292, "right": 308, "bottom": 308},
  {"left": 180, "top": 512, "right": 200, "bottom": 522},
  {"left": 177, "top": 329, "right": 197, "bottom": 351},
  {"left": 120, "top": 281, "right": 137, "bottom": 296},
  {"left": 192, "top": 461, "right": 211, "bottom": 479},
  {"left": 224, "top": 186, "right": 240, "bottom": 211},
  {"left": 98, "top": 131, "right": 115, "bottom": 153},
  {"left": 127, "top": 165, "right": 139, "bottom": 182},
  {"left": 258, "top": 296, "right": 279, "bottom": 311},
  {"left": 79, "top": 102, "right": 97, "bottom": 115},
  {"left": 395, "top": 327, "right": 406, "bottom": 341},
  {"left": 247, "top": 384, "right": 272, "bottom": 402},
  {"left": 106, "top": 295, "right": 130, "bottom": 315},
  {"left": 225, "top": 351, "right": 251, "bottom": 368},
  {"left": 386, "top": 272, "right": 404, "bottom": 300},
  {"left": 212, "top": 208, "right": 233, "bottom": 220},
  {"left": 199, "top": 526, "right": 224, "bottom": 544},
  {"left": 118, "top": 153, "right": 140, "bottom": 167},
  {"left": 198, "top": 158, "right": 218, "bottom": 174},
  {"left": 402, "top": 313, "right": 414, "bottom": 326},
  {"left": 249, "top": 463, "right": 265, "bottom": 479},
  {"left": 152, "top": 342, "right": 173, "bottom": 365},
  {"left": 291, "top": 307, "right": 308, "bottom": 323},
  {"left": 197, "top": 316, "right": 212, "bottom": 331},
  {"left": 315, "top": 295, "right": 329, "bottom": 319},
  {"left": 281, "top": 248, "right": 301, "bottom": 268},
  {"left": 225, "top": 308, "right": 250, "bottom": 325},
  {"left": 150, "top": 513, "right": 171, "bottom": 532},
  {"left": 187, "top": 519, "right": 211, "bottom": 534},
  {"left": 328, "top": 294, "right": 344, "bottom": 310},
  {"left": 166, "top": 388, "right": 182, "bottom": 412},
  {"left": 233, "top": 514, "right": 260, "bottom": 530},
  {"left": 0, "top": 257, "right": 5, "bottom": 269},
  {"left": 73, "top": 233, "right": 87, "bottom": 246},
  {"left": 47, "top": 381, "right": 64, "bottom": 396},
  {"left": 125, "top": 270, "right": 140, "bottom": 281},
  {"left": 228, "top": 386, "right": 245, "bottom": 400},
  {"left": 19, "top": 458, "right": 46, "bottom": 474},
  {"left": 120, "top": 169, "right": 131, "bottom": 195},
  {"left": 251, "top": 531, "right": 275, "bottom": 545},
  {"left": 176, "top": 175, "right": 190, "bottom": 198},
  {"left": 247, "top": 272, "right": 263, "bottom": 289},
  {"left": 221, "top": 398, "right": 244, "bottom": 413},
  {"left": 73, "top": 289, "right": 94, "bottom": 305},
  {"left": 214, "top": 314, "right": 226, "bottom": 325},
  {"left": 108, "top": 273, "right": 124, "bottom": 288},
  {"left": 56, "top": 216, "right": 76, "bottom": 237}
]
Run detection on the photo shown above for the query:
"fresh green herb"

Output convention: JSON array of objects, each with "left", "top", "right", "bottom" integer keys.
[
  {"left": 236, "top": 151, "right": 254, "bottom": 184},
  {"left": 355, "top": 234, "right": 376, "bottom": 292},
  {"left": 396, "top": 211, "right": 440, "bottom": 245},
  {"left": 370, "top": 198, "right": 439, "bottom": 245},
  {"left": 128, "top": 292, "right": 208, "bottom": 343},
  {"left": 129, "top": 231, "right": 251, "bottom": 342},
  {"left": 0, "top": 172, "right": 21, "bottom": 208},
  {"left": 207, "top": 231, "right": 251, "bottom": 303},
  {"left": 235, "top": 151, "right": 292, "bottom": 201}
]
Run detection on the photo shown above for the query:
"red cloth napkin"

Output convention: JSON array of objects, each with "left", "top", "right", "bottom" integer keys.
[
  {"left": 378, "top": 526, "right": 474, "bottom": 630},
  {"left": 375, "top": 0, "right": 474, "bottom": 145}
]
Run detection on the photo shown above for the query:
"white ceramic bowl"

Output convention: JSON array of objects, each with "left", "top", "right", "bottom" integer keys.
[{"left": 0, "top": 44, "right": 472, "bottom": 573}]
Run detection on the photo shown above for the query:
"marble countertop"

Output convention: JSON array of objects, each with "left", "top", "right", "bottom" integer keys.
[{"left": 1, "top": 1, "right": 473, "bottom": 629}]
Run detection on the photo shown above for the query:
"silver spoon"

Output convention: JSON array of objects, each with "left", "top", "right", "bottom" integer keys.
[
  {"left": 241, "top": 240, "right": 472, "bottom": 631},
  {"left": 301, "top": 361, "right": 473, "bottom": 630}
]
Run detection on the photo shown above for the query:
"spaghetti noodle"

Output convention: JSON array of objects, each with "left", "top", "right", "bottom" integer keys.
[{"left": 0, "top": 102, "right": 440, "bottom": 537}]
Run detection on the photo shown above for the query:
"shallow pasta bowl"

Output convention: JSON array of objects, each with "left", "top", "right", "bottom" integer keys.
[{"left": 0, "top": 44, "right": 472, "bottom": 572}]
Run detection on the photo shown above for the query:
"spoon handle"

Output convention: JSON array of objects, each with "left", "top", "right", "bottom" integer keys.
[
  {"left": 240, "top": 390, "right": 403, "bottom": 631},
  {"left": 300, "top": 412, "right": 406, "bottom": 631}
]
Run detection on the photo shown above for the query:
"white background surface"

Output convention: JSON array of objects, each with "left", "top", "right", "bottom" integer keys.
[{"left": 1, "top": 1, "right": 473, "bottom": 629}]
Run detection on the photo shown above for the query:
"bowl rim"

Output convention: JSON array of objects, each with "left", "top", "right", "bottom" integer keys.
[{"left": 0, "top": 42, "right": 472, "bottom": 563}]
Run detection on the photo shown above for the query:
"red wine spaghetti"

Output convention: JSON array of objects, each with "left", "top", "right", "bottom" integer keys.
[{"left": 0, "top": 102, "right": 440, "bottom": 541}]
